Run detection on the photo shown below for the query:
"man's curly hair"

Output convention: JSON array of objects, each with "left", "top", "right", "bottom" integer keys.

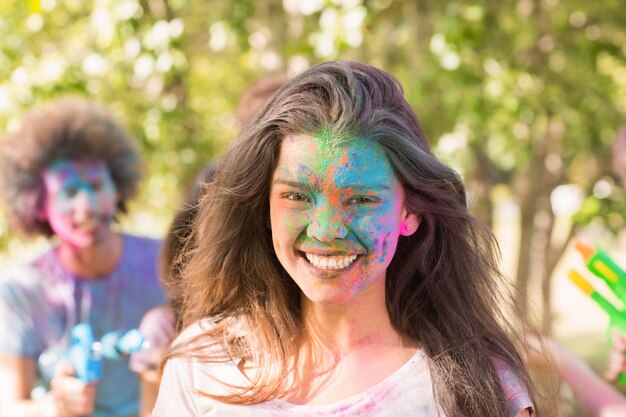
[{"left": 0, "top": 96, "right": 143, "bottom": 237}]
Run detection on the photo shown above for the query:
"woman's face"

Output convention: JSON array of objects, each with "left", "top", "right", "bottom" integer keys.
[
  {"left": 269, "top": 133, "right": 418, "bottom": 305},
  {"left": 41, "top": 159, "right": 118, "bottom": 249}
]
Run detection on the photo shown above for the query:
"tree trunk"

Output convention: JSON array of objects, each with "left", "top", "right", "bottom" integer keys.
[{"left": 515, "top": 115, "right": 566, "bottom": 329}]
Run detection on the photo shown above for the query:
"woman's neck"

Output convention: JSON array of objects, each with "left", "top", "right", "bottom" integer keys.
[
  {"left": 300, "top": 277, "right": 410, "bottom": 355},
  {"left": 58, "top": 232, "right": 123, "bottom": 279},
  {"left": 285, "top": 281, "right": 417, "bottom": 406}
]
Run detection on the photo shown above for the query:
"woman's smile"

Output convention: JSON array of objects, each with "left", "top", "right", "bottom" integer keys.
[{"left": 303, "top": 253, "right": 358, "bottom": 270}]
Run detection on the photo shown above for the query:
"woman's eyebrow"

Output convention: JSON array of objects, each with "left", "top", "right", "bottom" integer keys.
[
  {"left": 271, "top": 178, "right": 317, "bottom": 192},
  {"left": 271, "top": 178, "right": 390, "bottom": 192},
  {"left": 340, "top": 183, "right": 390, "bottom": 191}
]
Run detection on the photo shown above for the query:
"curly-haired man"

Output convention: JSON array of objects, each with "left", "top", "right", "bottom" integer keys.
[{"left": 0, "top": 97, "right": 166, "bottom": 417}]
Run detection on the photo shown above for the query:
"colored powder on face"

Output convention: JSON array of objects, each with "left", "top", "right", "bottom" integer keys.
[
  {"left": 270, "top": 132, "right": 413, "bottom": 305},
  {"left": 315, "top": 128, "right": 345, "bottom": 153},
  {"left": 316, "top": 128, "right": 356, "bottom": 151},
  {"left": 41, "top": 159, "right": 118, "bottom": 249},
  {"left": 312, "top": 129, "right": 354, "bottom": 177}
]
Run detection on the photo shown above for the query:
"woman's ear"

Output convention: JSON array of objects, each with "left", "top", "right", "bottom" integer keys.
[{"left": 400, "top": 209, "right": 420, "bottom": 236}]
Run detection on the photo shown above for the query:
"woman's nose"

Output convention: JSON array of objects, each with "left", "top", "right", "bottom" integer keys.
[{"left": 306, "top": 203, "right": 348, "bottom": 242}]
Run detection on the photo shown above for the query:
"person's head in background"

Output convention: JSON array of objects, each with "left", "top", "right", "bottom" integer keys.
[
  {"left": 0, "top": 97, "right": 141, "bottom": 245},
  {"left": 613, "top": 126, "right": 626, "bottom": 187},
  {"left": 160, "top": 74, "right": 288, "bottom": 325},
  {"left": 234, "top": 73, "right": 289, "bottom": 130}
]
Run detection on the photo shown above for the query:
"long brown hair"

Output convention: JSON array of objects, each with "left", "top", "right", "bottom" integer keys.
[{"left": 171, "top": 61, "right": 535, "bottom": 416}]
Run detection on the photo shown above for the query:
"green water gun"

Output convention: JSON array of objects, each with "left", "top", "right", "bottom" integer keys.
[{"left": 568, "top": 241, "right": 626, "bottom": 385}]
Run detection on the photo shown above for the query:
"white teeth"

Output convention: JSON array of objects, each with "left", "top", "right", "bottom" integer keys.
[{"left": 304, "top": 253, "right": 358, "bottom": 270}]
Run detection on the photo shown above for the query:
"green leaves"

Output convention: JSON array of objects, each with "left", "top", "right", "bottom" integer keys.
[{"left": 0, "top": 0, "right": 625, "bottom": 271}]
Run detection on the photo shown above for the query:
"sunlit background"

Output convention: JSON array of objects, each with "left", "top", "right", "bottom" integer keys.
[{"left": 0, "top": 1, "right": 625, "bottom": 414}]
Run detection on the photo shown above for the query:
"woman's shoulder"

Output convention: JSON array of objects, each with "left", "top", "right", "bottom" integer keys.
[
  {"left": 171, "top": 319, "right": 239, "bottom": 359},
  {"left": 492, "top": 357, "right": 534, "bottom": 416},
  {"left": 174, "top": 319, "right": 219, "bottom": 342},
  {"left": 165, "top": 320, "right": 249, "bottom": 394}
]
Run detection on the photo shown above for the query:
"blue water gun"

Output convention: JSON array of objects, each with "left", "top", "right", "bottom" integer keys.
[{"left": 39, "top": 323, "right": 147, "bottom": 383}]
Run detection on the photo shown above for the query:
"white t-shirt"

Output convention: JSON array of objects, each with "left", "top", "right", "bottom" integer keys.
[
  {"left": 153, "top": 324, "right": 533, "bottom": 417},
  {"left": 155, "top": 349, "right": 439, "bottom": 416}
]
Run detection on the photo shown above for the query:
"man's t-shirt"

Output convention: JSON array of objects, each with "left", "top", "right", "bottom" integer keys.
[{"left": 0, "top": 234, "right": 166, "bottom": 417}]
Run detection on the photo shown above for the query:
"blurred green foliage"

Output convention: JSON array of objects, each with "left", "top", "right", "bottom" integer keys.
[{"left": 0, "top": 0, "right": 625, "bottom": 324}]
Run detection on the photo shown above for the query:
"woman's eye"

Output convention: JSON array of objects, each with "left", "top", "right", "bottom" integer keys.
[
  {"left": 286, "top": 192, "right": 310, "bottom": 202},
  {"left": 346, "top": 196, "right": 378, "bottom": 205}
]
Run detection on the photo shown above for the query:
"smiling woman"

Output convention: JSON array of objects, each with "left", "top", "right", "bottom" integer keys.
[{"left": 154, "top": 61, "right": 537, "bottom": 417}]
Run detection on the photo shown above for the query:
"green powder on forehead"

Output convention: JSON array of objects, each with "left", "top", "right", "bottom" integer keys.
[
  {"left": 308, "top": 129, "right": 356, "bottom": 178},
  {"left": 314, "top": 128, "right": 352, "bottom": 153}
]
